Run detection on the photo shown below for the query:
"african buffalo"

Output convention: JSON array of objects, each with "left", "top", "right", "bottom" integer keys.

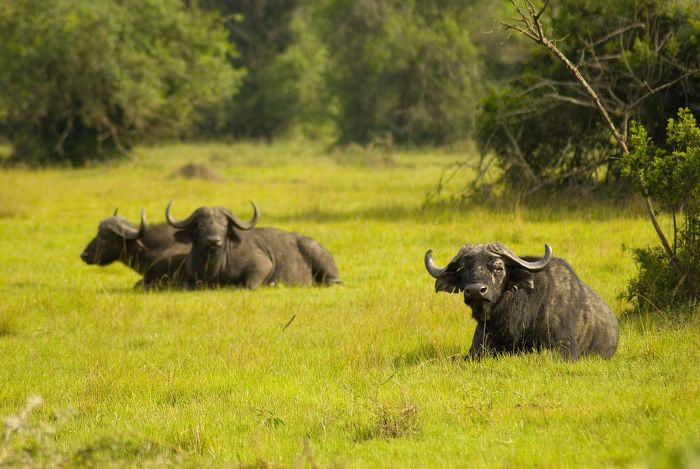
[
  {"left": 165, "top": 201, "right": 342, "bottom": 289},
  {"left": 425, "top": 243, "right": 619, "bottom": 360},
  {"left": 81, "top": 209, "right": 191, "bottom": 289}
]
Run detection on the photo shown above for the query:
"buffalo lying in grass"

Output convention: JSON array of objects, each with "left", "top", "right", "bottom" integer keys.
[
  {"left": 166, "top": 201, "right": 342, "bottom": 289},
  {"left": 81, "top": 209, "right": 191, "bottom": 289},
  {"left": 425, "top": 243, "right": 619, "bottom": 360}
]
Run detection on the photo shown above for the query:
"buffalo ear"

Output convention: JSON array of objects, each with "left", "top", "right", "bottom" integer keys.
[
  {"left": 508, "top": 268, "right": 535, "bottom": 291},
  {"left": 435, "top": 271, "right": 463, "bottom": 294}
]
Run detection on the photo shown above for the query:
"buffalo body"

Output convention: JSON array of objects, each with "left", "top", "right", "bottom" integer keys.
[
  {"left": 166, "top": 203, "right": 341, "bottom": 289},
  {"left": 81, "top": 210, "right": 191, "bottom": 289},
  {"left": 425, "top": 243, "right": 619, "bottom": 360}
]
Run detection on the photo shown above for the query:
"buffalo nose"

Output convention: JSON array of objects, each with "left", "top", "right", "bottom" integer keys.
[
  {"left": 464, "top": 283, "right": 489, "bottom": 300},
  {"left": 206, "top": 235, "right": 224, "bottom": 247},
  {"left": 80, "top": 251, "right": 89, "bottom": 261}
]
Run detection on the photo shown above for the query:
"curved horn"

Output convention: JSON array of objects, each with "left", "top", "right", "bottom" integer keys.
[
  {"left": 123, "top": 208, "right": 146, "bottom": 239},
  {"left": 165, "top": 200, "right": 199, "bottom": 229},
  {"left": 489, "top": 243, "right": 552, "bottom": 272},
  {"left": 113, "top": 208, "right": 119, "bottom": 216},
  {"left": 225, "top": 201, "right": 258, "bottom": 231},
  {"left": 425, "top": 249, "right": 448, "bottom": 278}
]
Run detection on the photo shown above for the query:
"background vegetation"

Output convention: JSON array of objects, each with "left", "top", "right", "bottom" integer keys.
[
  {"left": 477, "top": 0, "right": 700, "bottom": 193},
  {"left": 621, "top": 108, "right": 700, "bottom": 313},
  {"left": 0, "top": 144, "right": 698, "bottom": 467},
  {"left": 0, "top": 0, "right": 242, "bottom": 166},
  {"left": 2, "top": 0, "right": 697, "bottom": 170}
]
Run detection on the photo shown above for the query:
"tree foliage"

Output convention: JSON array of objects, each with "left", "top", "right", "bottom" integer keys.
[
  {"left": 195, "top": 0, "right": 313, "bottom": 139},
  {"left": 0, "top": 0, "right": 243, "bottom": 166},
  {"left": 477, "top": 0, "right": 700, "bottom": 192},
  {"left": 621, "top": 108, "right": 700, "bottom": 312},
  {"left": 318, "top": 0, "right": 482, "bottom": 145}
]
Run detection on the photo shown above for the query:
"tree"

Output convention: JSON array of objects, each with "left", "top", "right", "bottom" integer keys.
[
  {"left": 194, "top": 0, "right": 328, "bottom": 139},
  {"left": 317, "top": 0, "right": 482, "bottom": 145},
  {"left": 500, "top": 0, "right": 699, "bottom": 312},
  {"left": 0, "top": 0, "right": 243, "bottom": 166},
  {"left": 477, "top": 0, "right": 700, "bottom": 193},
  {"left": 621, "top": 109, "right": 700, "bottom": 311}
]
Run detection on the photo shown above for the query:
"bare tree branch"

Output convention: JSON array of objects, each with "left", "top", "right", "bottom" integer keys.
[
  {"left": 625, "top": 70, "right": 700, "bottom": 113},
  {"left": 501, "top": 122, "right": 540, "bottom": 185},
  {"left": 502, "top": 0, "right": 677, "bottom": 262}
]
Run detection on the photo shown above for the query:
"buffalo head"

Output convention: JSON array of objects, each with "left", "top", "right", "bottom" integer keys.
[
  {"left": 425, "top": 243, "right": 552, "bottom": 311},
  {"left": 81, "top": 209, "right": 146, "bottom": 265},
  {"left": 165, "top": 201, "right": 258, "bottom": 250}
]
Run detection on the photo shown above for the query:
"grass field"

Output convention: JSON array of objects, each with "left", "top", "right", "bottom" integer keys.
[{"left": 0, "top": 142, "right": 698, "bottom": 467}]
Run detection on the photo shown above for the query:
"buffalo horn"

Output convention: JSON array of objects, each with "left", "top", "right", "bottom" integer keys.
[
  {"left": 425, "top": 249, "right": 448, "bottom": 278},
  {"left": 120, "top": 208, "right": 146, "bottom": 239},
  {"left": 490, "top": 243, "right": 552, "bottom": 272},
  {"left": 165, "top": 200, "right": 199, "bottom": 229},
  {"left": 225, "top": 201, "right": 258, "bottom": 231}
]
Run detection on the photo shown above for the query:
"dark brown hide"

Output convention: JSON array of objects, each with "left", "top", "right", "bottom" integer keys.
[
  {"left": 166, "top": 202, "right": 341, "bottom": 290},
  {"left": 81, "top": 212, "right": 191, "bottom": 289},
  {"left": 425, "top": 243, "right": 619, "bottom": 360}
]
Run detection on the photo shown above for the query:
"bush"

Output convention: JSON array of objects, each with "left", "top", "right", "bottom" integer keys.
[
  {"left": 0, "top": 0, "right": 243, "bottom": 166},
  {"left": 621, "top": 108, "right": 700, "bottom": 312}
]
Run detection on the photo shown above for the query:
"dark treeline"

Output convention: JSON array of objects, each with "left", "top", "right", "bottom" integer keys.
[
  {"left": 0, "top": 0, "right": 516, "bottom": 165},
  {"left": 0, "top": 0, "right": 698, "bottom": 175}
]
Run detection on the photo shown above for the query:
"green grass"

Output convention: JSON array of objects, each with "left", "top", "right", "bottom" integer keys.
[{"left": 0, "top": 142, "right": 698, "bottom": 468}]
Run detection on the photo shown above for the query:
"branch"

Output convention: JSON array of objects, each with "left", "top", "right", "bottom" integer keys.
[
  {"left": 525, "top": 156, "right": 610, "bottom": 196},
  {"left": 502, "top": 1, "right": 628, "bottom": 154},
  {"left": 625, "top": 70, "right": 700, "bottom": 113},
  {"left": 502, "top": 0, "right": 678, "bottom": 262},
  {"left": 584, "top": 22, "right": 645, "bottom": 50},
  {"left": 645, "top": 197, "right": 675, "bottom": 261},
  {"left": 542, "top": 93, "right": 597, "bottom": 108},
  {"left": 501, "top": 122, "right": 540, "bottom": 185}
]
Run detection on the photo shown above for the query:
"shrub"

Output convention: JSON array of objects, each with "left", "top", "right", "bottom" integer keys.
[{"left": 621, "top": 108, "right": 700, "bottom": 312}]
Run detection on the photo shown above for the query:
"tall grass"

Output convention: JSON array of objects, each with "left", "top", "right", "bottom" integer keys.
[{"left": 0, "top": 142, "right": 698, "bottom": 467}]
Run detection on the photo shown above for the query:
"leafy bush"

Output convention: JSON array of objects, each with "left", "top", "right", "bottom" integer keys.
[
  {"left": 621, "top": 108, "right": 700, "bottom": 312},
  {"left": 0, "top": 0, "right": 243, "bottom": 166}
]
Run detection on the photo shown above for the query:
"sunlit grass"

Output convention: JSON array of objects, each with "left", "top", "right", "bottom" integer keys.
[{"left": 0, "top": 141, "right": 698, "bottom": 467}]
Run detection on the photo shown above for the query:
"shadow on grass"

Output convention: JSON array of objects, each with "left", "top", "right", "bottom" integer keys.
[
  {"left": 70, "top": 435, "right": 180, "bottom": 467},
  {"left": 619, "top": 304, "right": 700, "bottom": 332},
  {"left": 2, "top": 281, "right": 141, "bottom": 296},
  {"left": 352, "top": 403, "right": 420, "bottom": 442},
  {"left": 0, "top": 316, "right": 17, "bottom": 337},
  {"left": 271, "top": 193, "right": 647, "bottom": 224},
  {"left": 392, "top": 342, "right": 466, "bottom": 368}
]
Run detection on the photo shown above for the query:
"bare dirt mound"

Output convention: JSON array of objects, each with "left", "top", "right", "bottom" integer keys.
[{"left": 171, "top": 163, "right": 222, "bottom": 181}]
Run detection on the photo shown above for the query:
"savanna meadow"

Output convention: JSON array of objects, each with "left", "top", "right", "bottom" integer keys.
[
  {"left": 1, "top": 142, "right": 698, "bottom": 467},
  {"left": 1, "top": 0, "right": 700, "bottom": 467}
]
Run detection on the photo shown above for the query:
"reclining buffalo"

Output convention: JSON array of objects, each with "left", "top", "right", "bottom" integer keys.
[
  {"left": 81, "top": 209, "right": 191, "bottom": 289},
  {"left": 425, "top": 243, "right": 619, "bottom": 360},
  {"left": 165, "top": 201, "right": 342, "bottom": 289}
]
